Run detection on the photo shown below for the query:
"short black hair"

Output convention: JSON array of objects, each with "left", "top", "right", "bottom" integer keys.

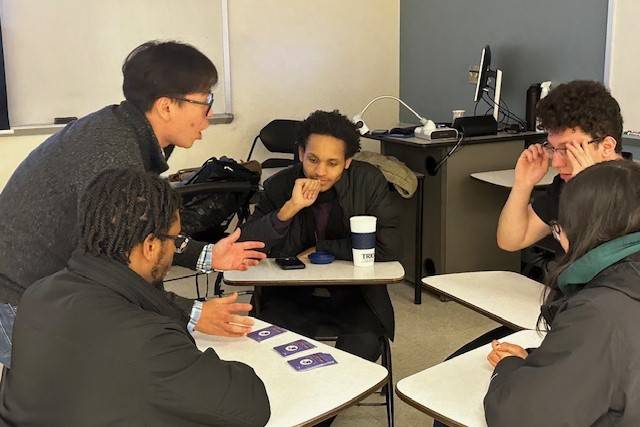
[
  {"left": 122, "top": 40, "right": 218, "bottom": 112},
  {"left": 78, "top": 168, "right": 182, "bottom": 264},
  {"left": 296, "top": 110, "right": 361, "bottom": 158},
  {"left": 537, "top": 80, "right": 623, "bottom": 153}
]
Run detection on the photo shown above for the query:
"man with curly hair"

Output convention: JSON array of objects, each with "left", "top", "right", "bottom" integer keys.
[{"left": 497, "top": 80, "right": 624, "bottom": 252}]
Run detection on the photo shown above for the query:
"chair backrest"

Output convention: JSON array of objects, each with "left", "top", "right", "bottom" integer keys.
[{"left": 259, "top": 119, "right": 300, "bottom": 154}]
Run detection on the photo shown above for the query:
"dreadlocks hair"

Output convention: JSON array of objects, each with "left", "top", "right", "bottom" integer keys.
[{"left": 78, "top": 168, "right": 182, "bottom": 264}]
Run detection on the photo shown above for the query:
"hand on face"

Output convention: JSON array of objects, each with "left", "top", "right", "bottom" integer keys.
[
  {"left": 566, "top": 140, "right": 597, "bottom": 177},
  {"left": 195, "top": 292, "right": 254, "bottom": 337},
  {"left": 211, "top": 228, "right": 266, "bottom": 272},
  {"left": 290, "top": 178, "right": 321, "bottom": 209},
  {"left": 487, "top": 340, "right": 528, "bottom": 367},
  {"left": 514, "top": 144, "right": 550, "bottom": 188}
]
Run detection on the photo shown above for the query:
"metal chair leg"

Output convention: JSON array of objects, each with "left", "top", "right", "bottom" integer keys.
[{"left": 381, "top": 337, "right": 394, "bottom": 427}]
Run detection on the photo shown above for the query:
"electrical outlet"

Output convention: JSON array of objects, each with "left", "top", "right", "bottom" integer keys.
[{"left": 468, "top": 65, "right": 479, "bottom": 84}]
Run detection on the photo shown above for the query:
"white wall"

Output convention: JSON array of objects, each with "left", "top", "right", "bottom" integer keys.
[
  {"left": 0, "top": 0, "right": 400, "bottom": 189},
  {"left": 606, "top": 0, "right": 640, "bottom": 131}
]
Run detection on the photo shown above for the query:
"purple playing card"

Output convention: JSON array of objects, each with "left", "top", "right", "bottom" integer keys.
[
  {"left": 288, "top": 352, "right": 337, "bottom": 371},
  {"left": 273, "top": 339, "right": 316, "bottom": 357},
  {"left": 247, "top": 325, "right": 287, "bottom": 342}
]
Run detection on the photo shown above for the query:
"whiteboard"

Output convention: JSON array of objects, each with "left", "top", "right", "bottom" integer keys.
[
  {"left": 605, "top": 0, "right": 640, "bottom": 131},
  {"left": 0, "top": 0, "right": 231, "bottom": 127}
]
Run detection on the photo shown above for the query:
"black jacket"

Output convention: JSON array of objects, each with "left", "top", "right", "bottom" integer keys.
[
  {"left": 484, "top": 253, "right": 640, "bottom": 427},
  {"left": 0, "top": 252, "right": 270, "bottom": 427},
  {"left": 0, "top": 101, "right": 203, "bottom": 311},
  {"left": 240, "top": 161, "right": 401, "bottom": 338}
]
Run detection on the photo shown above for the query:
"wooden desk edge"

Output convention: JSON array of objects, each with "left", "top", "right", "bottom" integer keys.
[
  {"left": 224, "top": 276, "right": 405, "bottom": 287},
  {"left": 395, "top": 384, "right": 467, "bottom": 427},
  {"left": 297, "top": 373, "right": 389, "bottom": 427},
  {"left": 421, "top": 283, "right": 528, "bottom": 331}
]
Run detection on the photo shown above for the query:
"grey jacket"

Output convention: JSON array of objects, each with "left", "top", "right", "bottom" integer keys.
[
  {"left": 484, "top": 253, "right": 640, "bottom": 427},
  {"left": 0, "top": 101, "right": 200, "bottom": 311}
]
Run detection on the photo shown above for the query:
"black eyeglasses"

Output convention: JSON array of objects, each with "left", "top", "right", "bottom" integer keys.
[
  {"left": 157, "top": 233, "right": 190, "bottom": 254},
  {"left": 171, "top": 92, "right": 214, "bottom": 116},
  {"left": 541, "top": 137, "right": 603, "bottom": 158},
  {"left": 549, "top": 220, "right": 562, "bottom": 241}
]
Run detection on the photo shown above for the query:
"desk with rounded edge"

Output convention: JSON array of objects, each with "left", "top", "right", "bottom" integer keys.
[
  {"left": 194, "top": 318, "right": 388, "bottom": 427},
  {"left": 223, "top": 259, "right": 405, "bottom": 286},
  {"left": 396, "top": 329, "right": 545, "bottom": 427}
]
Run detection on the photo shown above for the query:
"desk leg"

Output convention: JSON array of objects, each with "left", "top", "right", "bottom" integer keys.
[
  {"left": 414, "top": 176, "right": 424, "bottom": 305},
  {"left": 254, "top": 286, "right": 262, "bottom": 315}
]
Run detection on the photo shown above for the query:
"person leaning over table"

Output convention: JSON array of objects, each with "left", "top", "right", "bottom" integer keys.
[
  {"left": 0, "top": 40, "right": 267, "bottom": 369},
  {"left": 0, "top": 168, "right": 270, "bottom": 427},
  {"left": 485, "top": 160, "right": 640, "bottom": 427}
]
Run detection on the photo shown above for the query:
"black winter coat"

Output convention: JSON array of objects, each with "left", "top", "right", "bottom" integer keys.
[
  {"left": 484, "top": 253, "right": 640, "bottom": 427},
  {"left": 0, "top": 252, "right": 270, "bottom": 427}
]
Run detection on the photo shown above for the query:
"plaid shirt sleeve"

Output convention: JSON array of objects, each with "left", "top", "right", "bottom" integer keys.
[
  {"left": 187, "top": 300, "right": 204, "bottom": 334},
  {"left": 195, "top": 244, "right": 214, "bottom": 273}
]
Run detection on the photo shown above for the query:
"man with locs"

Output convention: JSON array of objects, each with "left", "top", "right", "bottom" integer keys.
[
  {"left": 0, "top": 40, "right": 266, "bottom": 368},
  {"left": 0, "top": 169, "right": 270, "bottom": 426}
]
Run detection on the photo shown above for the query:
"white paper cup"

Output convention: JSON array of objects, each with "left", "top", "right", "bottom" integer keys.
[
  {"left": 350, "top": 215, "right": 377, "bottom": 267},
  {"left": 452, "top": 109, "right": 465, "bottom": 122}
]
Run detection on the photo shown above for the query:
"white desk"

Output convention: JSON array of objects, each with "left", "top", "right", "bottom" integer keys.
[
  {"left": 224, "top": 258, "right": 405, "bottom": 286},
  {"left": 396, "top": 329, "right": 545, "bottom": 427},
  {"left": 470, "top": 168, "right": 556, "bottom": 188},
  {"left": 194, "top": 319, "right": 388, "bottom": 427},
  {"left": 422, "top": 271, "right": 544, "bottom": 330}
]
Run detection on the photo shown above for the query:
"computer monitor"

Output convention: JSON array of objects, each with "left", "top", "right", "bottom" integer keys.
[{"left": 472, "top": 45, "right": 502, "bottom": 121}]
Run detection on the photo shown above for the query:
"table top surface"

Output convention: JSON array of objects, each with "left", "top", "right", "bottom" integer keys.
[
  {"left": 194, "top": 319, "right": 388, "bottom": 427},
  {"left": 396, "top": 329, "right": 545, "bottom": 427},
  {"left": 364, "top": 130, "right": 543, "bottom": 148},
  {"left": 224, "top": 258, "right": 405, "bottom": 286},
  {"left": 470, "top": 168, "right": 556, "bottom": 188},
  {"left": 422, "top": 271, "right": 544, "bottom": 330}
]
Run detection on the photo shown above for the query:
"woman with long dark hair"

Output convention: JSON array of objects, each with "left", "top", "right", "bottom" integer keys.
[{"left": 484, "top": 160, "right": 640, "bottom": 426}]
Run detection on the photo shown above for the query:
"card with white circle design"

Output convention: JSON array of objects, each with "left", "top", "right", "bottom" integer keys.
[
  {"left": 273, "top": 339, "right": 316, "bottom": 357},
  {"left": 288, "top": 352, "right": 337, "bottom": 371},
  {"left": 247, "top": 325, "right": 287, "bottom": 342}
]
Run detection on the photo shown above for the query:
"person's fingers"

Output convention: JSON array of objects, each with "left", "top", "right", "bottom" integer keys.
[
  {"left": 214, "top": 292, "right": 238, "bottom": 303},
  {"left": 496, "top": 342, "right": 526, "bottom": 356},
  {"left": 243, "top": 259, "right": 260, "bottom": 267},
  {"left": 219, "top": 323, "right": 252, "bottom": 337},
  {"left": 523, "top": 150, "right": 533, "bottom": 163},
  {"left": 491, "top": 340, "right": 500, "bottom": 350},
  {"left": 228, "top": 314, "right": 255, "bottom": 327},
  {"left": 223, "top": 302, "right": 254, "bottom": 313},
  {"left": 236, "top": 241, "right": 266, "bottom": 250},
  {"left": 224, "top": 228, "right": 241, "bottom": 244}
]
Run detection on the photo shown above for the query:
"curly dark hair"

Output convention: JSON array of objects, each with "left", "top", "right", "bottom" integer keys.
[
  {"left": 537, "top": 80, "right": 623, "bottom": 152},
  {"left": 296, "top": 110, "right": 361, "bottom": 158},
  {"left": 78, "top": 168, "right": 182, "bottom": 264}
]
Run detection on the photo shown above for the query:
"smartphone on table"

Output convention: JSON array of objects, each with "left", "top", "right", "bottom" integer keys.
[{"left": 275, "top": 256, "right": 306, "bottom": 270}]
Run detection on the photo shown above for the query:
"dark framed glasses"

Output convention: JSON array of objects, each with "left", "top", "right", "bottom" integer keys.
[
  {"left": 157, "top": 233, "right": 190, "bottom": 254},
  {"left": 171, "top": 92, "right": 214, "bottom": 115},
  {"left": 541, "top": 137, "right": 603, "bottom": 158}
]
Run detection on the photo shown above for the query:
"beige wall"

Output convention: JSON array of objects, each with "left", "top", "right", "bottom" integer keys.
[{"left": 0, "top": 0, "right": 399, "bottom": 188}]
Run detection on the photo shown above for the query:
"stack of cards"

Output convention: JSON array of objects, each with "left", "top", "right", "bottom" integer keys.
[
  {"left": 288, "top": 353, "right": 337, "bottom": 371},
  {"left": 247, "top": 325, "right": 287, "bottom": 342},
  {"left": 246, "top": 324, "right": 339, "bottom": 371}
]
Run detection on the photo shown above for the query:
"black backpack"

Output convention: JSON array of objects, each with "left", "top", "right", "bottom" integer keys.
[{"left": 174, "top": 157, "right": 260, "bottom": 243}]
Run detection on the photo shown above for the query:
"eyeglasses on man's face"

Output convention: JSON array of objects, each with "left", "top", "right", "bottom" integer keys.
[
  {"left": 171, "top": 92, "right": 214, "bottom": 116},
  {"left": 541, "top": 137, "right": 603, "bottom": 158},
  {"left": 157, "top": 233, "right": 190, "bottom": 254}
]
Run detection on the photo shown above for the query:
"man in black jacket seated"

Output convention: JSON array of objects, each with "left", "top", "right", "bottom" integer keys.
[
  {"left": 240, "top": 110, "right": 400, "bottom": 362},
  {"left": 0, "top": 169, "right": 270, "bottom": 427}
]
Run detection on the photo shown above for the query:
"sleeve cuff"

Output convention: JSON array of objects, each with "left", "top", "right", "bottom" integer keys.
[
  {"left": 196, "top": 244, "right": 214, "bottom": 273},
  {"left": 187, "top": 300, "right": 204, "bottom": 334},
  {"left": 271, "top": 211, "right": 292, "bottom": 231}
]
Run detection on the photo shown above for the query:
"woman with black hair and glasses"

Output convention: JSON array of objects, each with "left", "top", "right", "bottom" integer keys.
[{"left": 484, "top": 159, "right": 640, "bottom": 427}]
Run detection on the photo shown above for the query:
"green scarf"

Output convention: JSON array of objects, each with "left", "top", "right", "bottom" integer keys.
[{"left": 558, "top": 232, "right": 640, "bottom": 295}]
